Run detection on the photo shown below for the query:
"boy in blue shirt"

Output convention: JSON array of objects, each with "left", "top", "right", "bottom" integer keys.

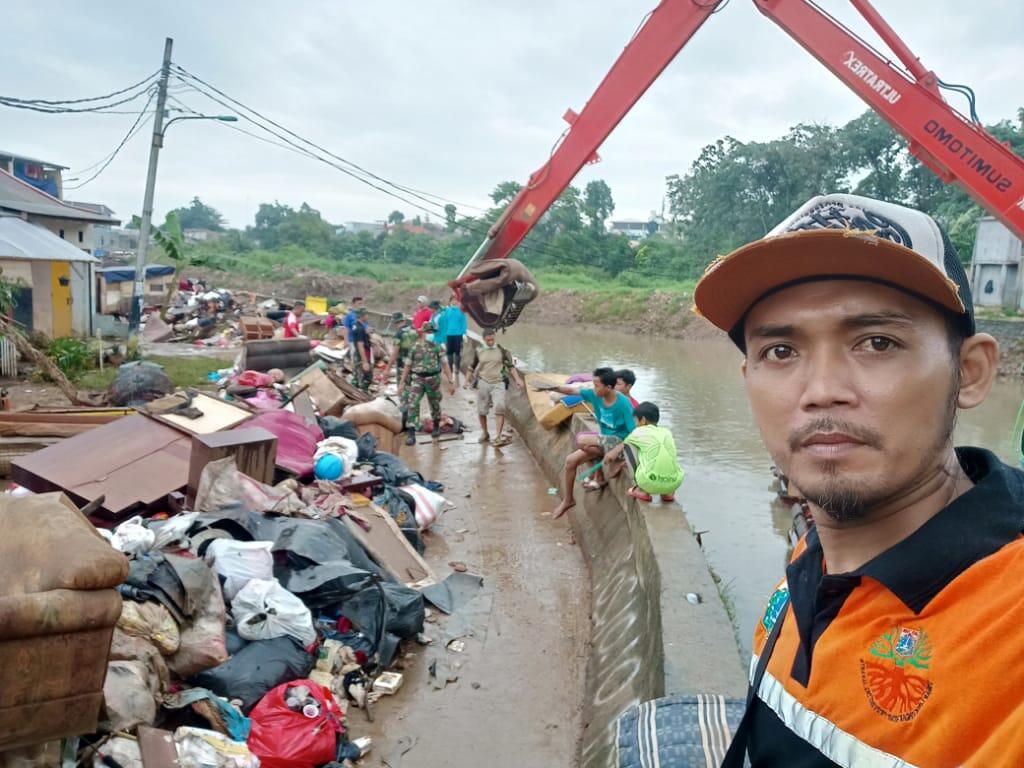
[{"left": 542, "top": 367, "right": 636, "bottom": 519}]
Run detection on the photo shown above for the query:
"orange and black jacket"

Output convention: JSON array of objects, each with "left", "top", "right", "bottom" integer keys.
[{"left": 747, "top": 447, "right": 1024, "bottom": 767}]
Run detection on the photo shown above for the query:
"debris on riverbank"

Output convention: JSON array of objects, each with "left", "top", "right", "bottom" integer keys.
[{"left": 0, "top": 321, "right": 496, "bottom": 767}]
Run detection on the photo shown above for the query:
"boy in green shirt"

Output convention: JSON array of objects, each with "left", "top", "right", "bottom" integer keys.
[{"left": 605, "top": 402, "right": 684, "bottom": 503}]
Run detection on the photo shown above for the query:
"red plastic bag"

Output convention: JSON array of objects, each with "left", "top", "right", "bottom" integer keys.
[
  {"left": 236, "top": 370, "right": 275, "bottom": 388},
  {"left": 247, "top": 680, "right": 344, "bottom": 768}
]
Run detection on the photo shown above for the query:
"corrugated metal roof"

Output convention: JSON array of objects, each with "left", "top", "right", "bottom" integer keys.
[
  {"left": 0, "top": 216, "right": 99, "bottom": 263},
  {"left": 0, "top": 150, "right": 68, "bottom": 170},
  {"left": 0, "top": 170, "right": 117, "bottom": 223}
]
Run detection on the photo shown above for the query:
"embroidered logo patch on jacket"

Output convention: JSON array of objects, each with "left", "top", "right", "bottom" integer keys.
[{"left": 860, "top": 626, "right": 934, "bottom": 722}]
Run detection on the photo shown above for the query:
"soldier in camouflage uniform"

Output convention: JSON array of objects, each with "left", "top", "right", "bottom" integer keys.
[
  {"left": 387, "top": 312, "right": 417, "bottom": 383},
  {"left": 399, "top": 321, "right": 456, "bottom": 445}
]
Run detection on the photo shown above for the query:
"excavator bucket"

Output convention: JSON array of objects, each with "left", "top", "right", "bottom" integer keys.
[{"left": 457, "top": 258, "right": 539, "bottom": 330}]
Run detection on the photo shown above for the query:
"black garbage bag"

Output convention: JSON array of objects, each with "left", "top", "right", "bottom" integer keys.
[
  {"left": 280, "top": 562, "right": 376, "bottom": 612},
  {"left": 192, "top": 635, "right": 313, "bottom": 712},
  {"left": 339, "top": 581, "right": 424, "bottom": 641},
  {"left": 318, "top": 417, "right": 360, "bottom": 441},
  {"left": 107, "top": 361, "right": 174, "bottom": 407},
  {"left": 356, "top": 432, "right": 377, "bottom": 461},
  {"left": 255, "top": 517, "right": 381, "bottom": 577},
  {"left": 368, "top": 452, "right": 423, "bottom": 486}
]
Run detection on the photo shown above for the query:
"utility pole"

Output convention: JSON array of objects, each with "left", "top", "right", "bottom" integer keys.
[{"left": 130, "top": 37, "right": 173, "bottom": 333}]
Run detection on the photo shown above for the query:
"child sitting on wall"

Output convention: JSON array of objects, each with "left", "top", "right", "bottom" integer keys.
[{"left": 604, "top": 401, "right": 684, "bottom": 503}]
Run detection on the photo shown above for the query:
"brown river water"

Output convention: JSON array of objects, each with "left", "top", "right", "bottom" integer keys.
[{"left": 502, "top": 322, "right": 1024, "bottom": 653}]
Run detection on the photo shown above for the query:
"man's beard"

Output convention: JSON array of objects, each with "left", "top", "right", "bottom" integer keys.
[{"left": 786, "top": 378, "right": 959, "bottom": 523}]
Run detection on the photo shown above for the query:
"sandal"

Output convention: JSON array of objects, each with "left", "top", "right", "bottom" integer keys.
[{"left": 628, "top": 486, "right": 653, "bottom": 502}]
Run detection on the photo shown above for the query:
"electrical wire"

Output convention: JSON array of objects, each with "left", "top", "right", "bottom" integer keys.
[
  {"left": 0, "top": 82, "right": 156, "bottom": 114},
  {"left": 172, "top": 66, "right": 489, "bottom": 213},
  {"left": 0, "top": 70, "right": 158, "bottom": 106},
  {"left": 65, "top": 89, "right": 157, "bottom": 190}
]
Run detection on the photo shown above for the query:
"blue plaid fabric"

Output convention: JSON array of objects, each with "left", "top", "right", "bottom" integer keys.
[{"left": 616, "top": 694, "right": 748, "bottom": 768}]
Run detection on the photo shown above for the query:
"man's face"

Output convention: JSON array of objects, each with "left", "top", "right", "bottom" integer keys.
[
  {"left": 484, "top": 335, "right": 496, "bottom": 348},
  {"left": 592, "top": 376, "right": 611, "bottom": 396},
  {"left": 293, "top": 304, "right": 304, "bottom": 315},
  {"left": 615, "top": 378, "right": 630, "bottom": 394},
  {"left": 742, "top": 280, "right": 961, "bottom": 522},
  {"left": 354, "top": 299, "right": 364, "bottom": 308}
]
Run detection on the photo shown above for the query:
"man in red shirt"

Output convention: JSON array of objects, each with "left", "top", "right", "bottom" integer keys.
[
  {"left": 412, "top": 295, "right": 432, "bottom": 330},
  {"left": 282, "top": 300, "right": 305, "bottom": 339}
]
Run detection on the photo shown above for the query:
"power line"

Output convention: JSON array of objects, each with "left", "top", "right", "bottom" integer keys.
[
  {"left": 0, "top": 80, "right": 156, "bottom": 114},
  {"left": 0, "top": 70, "right": 158, "bottom": 106},
  {"left": 172, "top": 66, "right": 490, "bottom": 213},
  {"left": 65, "top": 89, "right": 157, "bottom": 190}
]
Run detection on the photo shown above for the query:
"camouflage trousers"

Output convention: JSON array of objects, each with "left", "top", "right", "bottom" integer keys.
[
  {"left": 352, "top": 365, "right": 373, "bottom": 392},
  {"left": 403, "top": 373, "right": 442, "bottom": 429}
]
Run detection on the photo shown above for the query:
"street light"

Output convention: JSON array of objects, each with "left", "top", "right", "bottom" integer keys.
[
  {"left": 160, "top": 114, "right": 238, "bottom": 137},
  {"left": 129, "top": 101, "right": 238, "bottom": 332}
]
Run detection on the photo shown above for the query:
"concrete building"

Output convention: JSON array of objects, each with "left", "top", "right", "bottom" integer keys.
[
  {"left": 0, "top": 214, "right": 98, "bottom": 337},
  {"left": 183, "top": 228, "right": 222, "bottom": 243},
  {"left": 969, "top": 216, "right": 1024, "bottom": 310},
  {"left": 0, "top": 169, "right": 119, "bottom": 336},
  {"left": 608, "top": 219, "right": 659, "bottom": 241},
  {"left": 337, "top": 221, "right": 386, "bottom": 236}
]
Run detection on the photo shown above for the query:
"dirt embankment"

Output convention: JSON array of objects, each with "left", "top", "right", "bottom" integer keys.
[{"left": 192, "top": 267, "right": 725, "bottom": 342}]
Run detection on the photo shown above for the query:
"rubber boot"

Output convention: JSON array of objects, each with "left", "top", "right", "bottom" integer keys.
[
  {"left": 405, "top": 427, "right": 416, "bottom": 446},
  {"left": 431, "top": 426, "right": 442, "bottom": 439}
]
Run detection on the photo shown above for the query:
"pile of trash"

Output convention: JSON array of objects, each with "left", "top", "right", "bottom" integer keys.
[{"left": 1, "top": 324, "right": 484, "bottom": 767}]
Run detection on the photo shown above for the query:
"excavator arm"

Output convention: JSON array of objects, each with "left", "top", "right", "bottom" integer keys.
[{"left": 453, "top": 0, "right": 1024, "bottom": 328}]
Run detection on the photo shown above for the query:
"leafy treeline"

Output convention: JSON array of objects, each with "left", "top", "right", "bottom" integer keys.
[
  {"left": 165, "top": 108, "right": 1023, "bottom": 281},
  {"left": 668, "top": 110, "right": 1024, "bottom": 263}
]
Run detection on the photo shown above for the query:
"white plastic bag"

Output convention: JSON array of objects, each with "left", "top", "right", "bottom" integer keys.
[
  {"left": 401, "top": 483, "right": 447, "bottom": 529},
  {"left": 151, "top": 511, "right": 200, "bottom": 550},
  {"left": 313, "top": 436, "right": 359, "bottom": 478},
  {"left": 204, "top": 539, "right": 274, "bottom": 600},
  {"left": 231, "top": 578, "right": 316, "bottom": 647},
  {"left": 174, "top": 726, "right": 259, "bottom": 768},
  {"left": 111, "top": 516, "right": 156, "bottom": 556}
]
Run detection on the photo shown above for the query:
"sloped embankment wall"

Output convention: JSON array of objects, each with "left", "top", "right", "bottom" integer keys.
[{"left": 506, "top": 387, "right": 745, "bottom": 767}]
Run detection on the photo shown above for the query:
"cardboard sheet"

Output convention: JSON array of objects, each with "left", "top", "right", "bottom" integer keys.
[
  {"left": 151, "top": 393, "right": 251, "bottom": 435},
  {"left": 344, "top": 503, "right": 437, "bottom": 589},
  {"left": 11, "top": 415, "right": 191, "bottom": 519}
]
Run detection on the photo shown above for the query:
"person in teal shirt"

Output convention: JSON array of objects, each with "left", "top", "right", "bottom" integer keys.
[
  {"left": 429, "top": 300, "right": 448, "bottom": 345},
  {"left": 544, "top": 367, "right": 637, "bottom": 519},
  {"left": 443, "top": 296, "right": 468, "bottom": 386}
]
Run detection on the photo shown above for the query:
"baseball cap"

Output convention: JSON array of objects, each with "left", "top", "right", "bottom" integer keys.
[
  {"left": 392, "top": 311, "right": 406, "bottom": 321},
  {"left": 355, "top": 307, "right": 368, "bottom": 317},
  {"left": 417, "top": 295, "right": 428, "bottom": 304},
  {"left": 692, "top": 193, "right": 975, "bottom": 347}
]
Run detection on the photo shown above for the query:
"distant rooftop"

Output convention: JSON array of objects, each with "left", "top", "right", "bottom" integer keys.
[
  {"left": 0, "top": 170, "right": 118, "bottom": 224},
  {"left": 0, "top": 150, "right": 68, "bottom": 170}
]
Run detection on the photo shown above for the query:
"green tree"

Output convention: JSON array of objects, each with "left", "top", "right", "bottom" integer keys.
[
  {"left": 168, "top": 197, "right": 226, "bottom": 231},
  {"left": 549, "top": 186, "right": 584, "bottom": 233},
  {"left": 444, "top": 204, "right": 458, "bottom": 232},
  {"left": 583, "top": 179, "right": 615, "bottom": 231},
  {"left": 489, "top": 181, "right": 523, "bottom": 206},
  {"left": 387, "top": 210, "right": 405, "bottom": 225}
]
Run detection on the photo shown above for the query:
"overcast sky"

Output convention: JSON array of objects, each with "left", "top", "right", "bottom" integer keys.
[{"left": 3, "top": 1, "right": 1021, "bottom": 229}]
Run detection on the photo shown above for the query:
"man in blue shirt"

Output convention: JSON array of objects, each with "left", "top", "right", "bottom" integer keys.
[
  {"left": 343, "top": 296, "right": 364, "bottom": 365},
  {"left": 443, "top": 296, "right": 468, "bottom": 386},
  {"left": 543, "top": 367, "right": 636, "bottom": 519}
]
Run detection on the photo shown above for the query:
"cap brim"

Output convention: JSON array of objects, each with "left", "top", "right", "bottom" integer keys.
[{"left": 693, "top": 229, "right": 966, "bottom": 333}]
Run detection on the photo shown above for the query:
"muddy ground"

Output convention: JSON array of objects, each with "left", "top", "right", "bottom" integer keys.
[{"left": 360, "top": 385, "right": 589, "bottom": 766}]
